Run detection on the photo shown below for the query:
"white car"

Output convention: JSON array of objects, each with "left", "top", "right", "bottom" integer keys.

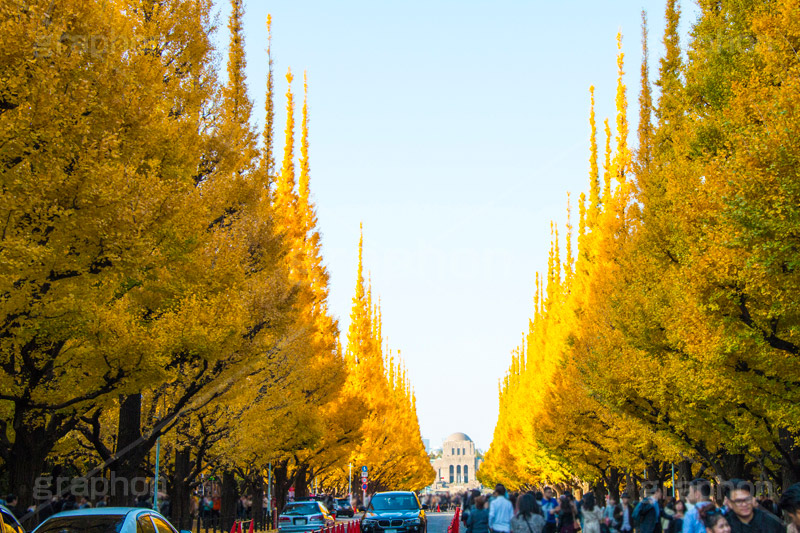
[{"left": 278, "top": 501, "right": 335, "bottom": 533}]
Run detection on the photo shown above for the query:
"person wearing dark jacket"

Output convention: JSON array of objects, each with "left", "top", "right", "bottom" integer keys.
[
  {"left": 613, "top": 494, "right": 635, "bottom": 533},
  {"left": 779, "top": 483, "right": 800, "bottom": 531},
  {"left": 557, "top": 493, "right": 579, "bottom": 533},
  {"left": 4, "top": 495, "right": 19, "bottom": 520},
  {"left": 467, "top": 496, "right": 491, "bottom": 533},
  {"left": 464, "top": 490, "right": 481, "bottom": 527},
  {"left": 633, "top": 487, "right": 663, "bottom": 533},
  {"left": 665, "top": 500, "right": 685, "bottom": 533},
  {"left": 722, "top": 480, "right": 784, "bottom": 533}
]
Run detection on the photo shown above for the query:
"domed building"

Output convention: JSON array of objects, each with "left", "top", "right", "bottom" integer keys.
[{"left": 430, "top": 432, "right": 482, "bottom": 491}]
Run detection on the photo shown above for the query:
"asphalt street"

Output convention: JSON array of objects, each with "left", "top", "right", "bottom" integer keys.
[{"left": 426, "top": 513, "right": 455, "bottom": 533}]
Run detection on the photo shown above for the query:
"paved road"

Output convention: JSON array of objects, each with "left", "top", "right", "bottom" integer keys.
[
  {"left": 337, "top": 512, "right": 454, "bottom": 533},
  {"left": 427, "top": 512, "right": 455, "bottom": 533}
]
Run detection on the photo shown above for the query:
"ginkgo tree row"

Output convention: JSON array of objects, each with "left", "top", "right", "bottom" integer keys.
[
  {"left": 480, "top": 0, "right": 800, "bottom": 496},
  {"left": 0, "top": 0, "right": 432, "bottom": 521}
]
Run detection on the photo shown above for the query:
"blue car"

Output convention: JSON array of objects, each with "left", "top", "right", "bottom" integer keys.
[
  {"left": 32, "top": 508, "right": 190, "bottom": 533},
  {"left": 0, "top": 504, "right": 25, "bottom": 533}
]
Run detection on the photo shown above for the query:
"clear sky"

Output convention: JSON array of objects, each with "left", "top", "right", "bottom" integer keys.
[{"left": 225, "top": 0, "right": 698, "bottom": 452}]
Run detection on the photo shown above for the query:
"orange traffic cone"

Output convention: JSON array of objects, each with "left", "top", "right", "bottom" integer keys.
[{"left": 248, "top": 521, "right": 254, "bottom": 533}]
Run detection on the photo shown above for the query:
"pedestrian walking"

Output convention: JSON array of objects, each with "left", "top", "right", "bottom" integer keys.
[
  {"left": 632, "top": 486, "right": 663, "bottom": 533},
  {"left": 511, "top": 493, "right": 545, "bottom": 533},
  {"left": 665, "top": 501, "right": 685, "bottom": 533},
  {"left": 489, "top": 484, "right": 514, "bottom": 533},
  {"left": 779, "top": 483, "right": 800, "bottom": 533},
  {"left": 4, "top": 496, "right": 19, "bottom": 519},
  {"left": 683, "top": 479, "right": 713, "bottom": 533},
  {"left": 463, "top": 491, "right": 479, "bottom": 526},
  {"left": 721, "top": 479, "right": 784, "bottom": 533},
  {"left": 698, "top": 506, "right": 730, "bottom": 533},
  {"left": 757, "top": 498, "right": 779, "bottom": 518},
  {"left": 615, "top": 494, "right": 634, "bottom": 533},
  {"left": 556, "top": 493, "right": 579, "bottom": 533},
  {"left": 542, "top": 488, "right": 559, "bottom": 533},
  {"left": 582, "top": 494, "right": 604, "bottom": 533},
  {"left": 468, "top": 496, "right": 491, "bottom": 533},
  {"left": 603, "top": 495, "right": 617, "bottom": 533}
]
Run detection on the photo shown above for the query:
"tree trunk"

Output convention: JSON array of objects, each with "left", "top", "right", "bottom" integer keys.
[
  {"left": 593, "top": 480, "right": 607, "bottom": 503},
  {"left": 8, "top": 430, "right": 50, "bottom": 527},
  {"left": 624, "top": 471, "right": 639, "bottom": 500},
  {"left": 221, "top": 470, "right": 238, "bottom": 532},
  {"left": 251, "top": 475, "right": 264, "bottom": 530},
  {"left": 110, "top": 394, "right": 148, "bottom": 506},
  {"left": 170, "top": 447, "right": 192, "bottom": 530},
  {"left": 605, "top": 466, "right": 622, "bottom": 500},
  {"left": 274, "top": 462, "right": 290, "bottom": 513},
  {"left": 779, "top": 429, "right": 800, "bottom": 490},
  {"left": 645, "top": 461, "right": 662, "bottom": 484},
  {"left": 294, "top": 464, "right": 309, "bottom": 500},
  {"left": 678, "top": 460, "right": 693, "bottom": 483},
  {"left": 720, "top": 453, "right": 746, "bottom": 480}
]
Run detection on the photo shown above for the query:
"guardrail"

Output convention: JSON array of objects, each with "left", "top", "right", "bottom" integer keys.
[
  {"left": 191, "top": 514, "right": 274, "bottom": 533},
  {"left": 229, "top": 519, "right": 256, "bottom": 533},
  {"left": 320, "top": 521, "right": 361, "bottom": 533}
]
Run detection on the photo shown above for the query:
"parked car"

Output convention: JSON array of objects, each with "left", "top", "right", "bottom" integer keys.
[
  {"left": 293, "top": 498, "right": 336, "bottom": 519},
  {"left": 278, "top": 501, "right": 335, "bottom": 533},
  {"left": 0, "top": 505, "right": 25, "bottom": 533},
  {"left": 31, "top": 507, "right": 189, "bottom": 533},
  {"left": 360, "top": 492, "right": 427, "bottom": 533},
  {"left": 334, "top": 499, "right": 354, "bottom": 519}
]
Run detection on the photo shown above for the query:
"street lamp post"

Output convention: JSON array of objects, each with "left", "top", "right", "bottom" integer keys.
[
  {"left": 671, "top": 463, "right": 676, "bottom": 498},
  {"left": 153, "top": 435, "right": 161, "bottom": 511}
]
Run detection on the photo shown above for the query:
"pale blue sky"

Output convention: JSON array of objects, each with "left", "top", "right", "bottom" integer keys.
[{"left": 222, "top": 1, "right": 698, "bottom": 451}]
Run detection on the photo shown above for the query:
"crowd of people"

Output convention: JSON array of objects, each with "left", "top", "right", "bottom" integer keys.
[
  {"left": 421, "top": 493, "right": 462, "bottom": 512},
  {"left": 0, "top": 489, "right": 266, "bottom": 530},
  {"left": 0, "top": 492, "right": 102, "bottom": 523},
  {"left": 455, "top": 480, "right": 800, "bottom": 533}
]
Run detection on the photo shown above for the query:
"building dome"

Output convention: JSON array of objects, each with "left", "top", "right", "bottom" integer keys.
[{"left": 445, "top": 432, "right": 472, "bottom": 442}]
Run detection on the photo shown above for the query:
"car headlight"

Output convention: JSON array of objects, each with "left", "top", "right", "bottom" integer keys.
[
  {"left": 405, "top": 519, "right": 421, "bottom": 525},
  {"left": 363, "top": 520, "right": 379, "bottom": 526}
]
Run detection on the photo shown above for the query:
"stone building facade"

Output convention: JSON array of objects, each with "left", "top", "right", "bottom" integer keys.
[{"left": 430, "top": 432, "right": 482, "bottom": 492}]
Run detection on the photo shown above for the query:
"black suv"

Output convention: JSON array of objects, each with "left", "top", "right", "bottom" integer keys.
[
  {"left": 361, "top": 492, "right": 427, "bottom": 533},
  {"left": 335, "top": 498, "right": 355, "bottom": 518}
]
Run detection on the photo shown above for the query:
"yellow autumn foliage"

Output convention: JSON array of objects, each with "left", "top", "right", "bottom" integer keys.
[{"left": 483, "top": 0, "right": 800, "bottom": 493}]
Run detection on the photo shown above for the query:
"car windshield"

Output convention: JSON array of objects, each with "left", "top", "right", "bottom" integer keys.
[
  {"left": 36, "top": 516, "right": 125, "bottom": 533},
  {"left": 336, "top": 500, "right": 350, "bottom": 506},
  {"left": 282, "top": 503, "right": 319, "bottom": 516},
  {"left": 370, "top": 495, "right": 419, "bottom": 511}
]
